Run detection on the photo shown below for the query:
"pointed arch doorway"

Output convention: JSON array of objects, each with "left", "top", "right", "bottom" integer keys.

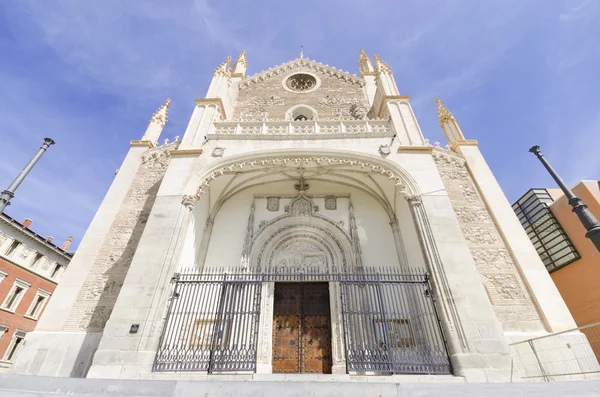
[{"left": 251, "top": 195, "right": 353, "bottom": 374}]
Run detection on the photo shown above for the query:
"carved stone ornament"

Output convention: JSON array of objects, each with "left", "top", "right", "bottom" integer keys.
[
  {"left": 379, "top": 144, "right": 391, "bottom": 157},
  {"left": 19, "top": 246, "right": 32, "bottom": 260},
  {"left": 182, "top": 156, "right": 410, "bottom": 208},
  {"left": 240, "top": 58, "right": 364, "bottom": 89},
  {"left": 286, "top": 73, "right": 317, "bottom": 91},
  {"left": 212, "top": 147, "right": 225, "bottom": 157},
  {"left": 142, "top": 149, "right": 171, "bottom": 169},
  {"left": 324, "top": 196, "right": 337, "bottom": 210},
  {"left": 318, "top": 96, "right": 362, "bottom": 107},
  {"left": 349, "top": 103, "right": 368, "bottom": 120},
  {"left": 266, "top": 197, "right": 280, "bottom": 211}
]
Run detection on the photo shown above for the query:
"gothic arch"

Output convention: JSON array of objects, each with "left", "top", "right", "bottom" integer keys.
[
  {"left": 285, "top": 104, "right": 318, "bottom": 121},
  {"left": 182, "top": 148, "right": 422, "bottom": 208},
  {"left": 250, "top": 214, "right": 354, "bottom": 273}
]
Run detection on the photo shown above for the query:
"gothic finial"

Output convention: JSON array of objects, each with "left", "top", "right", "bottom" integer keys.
[
  {"left": 300, "top": 45, "right": 304, "bottom": 59},
  {"left": 213, "top": 56, "right": 232, "bottom": 77},
  {"left": 234, "top": 50, "right": 247, "bottom": 68},
  {"left": 147, "top": 98, "right": 171, "bottom": 129},
  {"left": 373, "top": 54, "right": 392, "bottom": 74},
  {"left": 358, "top": 48, "right": 374, "bottom": 72},
  {"left": 435, "top": 98, "right": 455, "bottom": 127}
]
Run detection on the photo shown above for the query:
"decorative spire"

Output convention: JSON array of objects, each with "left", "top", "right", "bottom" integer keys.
[
  {"left": 234, "top": 50, "right": 247, "bottom": 69},
  {"left": 147, "top": 98, "right": 171, "bottom": 129},
  {"left": 373, "top": 54, "right": 392, "bottom": 74},
  {"left": 434, "top": 98, "right": 466, "bottom": 145},
  {"left": 358, "top": 48, "right": 374, "bottom": 73},
  {"left": 435, "top": 98, "right": 455, "bottom": 127},
  {"left": 300, "top": 45, "right": 304, "bottom": 59},
  {"left": 213, "top": 56, "right": 232, "bottom": 78}
]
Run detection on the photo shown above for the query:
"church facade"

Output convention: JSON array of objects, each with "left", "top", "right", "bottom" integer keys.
[{"left": 10, "top": 50, "right": 592, "bottom": 382}]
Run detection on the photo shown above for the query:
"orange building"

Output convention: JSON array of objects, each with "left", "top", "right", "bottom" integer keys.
[
  {"left": 0, "top": 214, "right": 72, "bottom": 370},
  {"left": 513, "top": 181, "right": 600, "bottom": 327}
]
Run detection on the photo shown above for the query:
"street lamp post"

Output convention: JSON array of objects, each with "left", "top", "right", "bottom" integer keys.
[
  {"left": 0, "top": 137, "right": 55, "bottom": 213},
  {"left": 529, "top": 145, "right": 600, "bottom": 252}
]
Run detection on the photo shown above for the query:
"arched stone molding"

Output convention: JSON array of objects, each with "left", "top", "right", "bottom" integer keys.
[
  {"left": 181, "top": 148, "right": 422, "bottom": 208},
  {"left": 250, "top": 212, "right": 355, "bottom": 273},
  {"left": 285, "top": 104, "right": 318, "bottom": 121}
]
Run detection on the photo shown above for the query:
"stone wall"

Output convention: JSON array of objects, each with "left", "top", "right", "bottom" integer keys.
[
  {"left": 62, "top": 146, "right": 173, "bottom": 333},
  {"left": 432, "top": 149, "right": 545, "bottom": 333},
  {"left": 233, "top": 65, "right": 369, "bottom": 121}
]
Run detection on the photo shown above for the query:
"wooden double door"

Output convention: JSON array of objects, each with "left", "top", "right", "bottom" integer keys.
[{"left": 272, "top": 283, "right": 332, "bottom": 374}]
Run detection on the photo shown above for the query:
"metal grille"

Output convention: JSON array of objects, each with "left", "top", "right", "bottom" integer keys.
[
  {"left": 153, "top": 268, "right": 451, "bottom": 375},
  {"left": 340, "top": 271, "right": 451, "bottom": 374},
  {"left": 153, "top": 272, "right": 262, "bottom": 372}
]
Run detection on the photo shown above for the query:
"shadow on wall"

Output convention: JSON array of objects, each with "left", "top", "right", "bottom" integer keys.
[{"left": 68, "top": 177, "right": 164, "bottom": 377}]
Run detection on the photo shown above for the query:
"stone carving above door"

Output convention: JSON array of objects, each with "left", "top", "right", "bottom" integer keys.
[{"left": 272, "top": 240, "right": 327, "bottom": 272}]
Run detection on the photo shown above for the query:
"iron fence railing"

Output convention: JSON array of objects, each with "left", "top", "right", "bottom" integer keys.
[
  {"left": 510, "top": 321, "right": 600, "bottom": 381},
  {"left": 153, "top": 267, "right": 451, "bottom": 375}
]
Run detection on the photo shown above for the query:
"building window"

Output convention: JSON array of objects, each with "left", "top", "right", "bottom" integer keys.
[
  {"left": 1, "top": 279, "right": 31, "bottom": 312},
  {"left": 3, "top": 330, "right": 26, "bottom": 362},
  {"left": 25, "top": 289, "right": 50, "bottom": 320},
  {"left": 285, "top": 73, "right": 317, "bottom": 91},
  {"left": 0, "top": 270, "right": 6, "bottom": 285},
  {"left": 286, "top": 105, "right": 318, "bottom": 121},
  {"left": 30, "top": 253, "right": 43, "bottom": 268},
  {"left": 5, "top": 240, "right": 21, "bottom": 257},
  {"left": 51, "top": 264, "right": 62, "bottom": 279},
  {"left": 512, "top": 189, "right": 580, "bottom": 272}
]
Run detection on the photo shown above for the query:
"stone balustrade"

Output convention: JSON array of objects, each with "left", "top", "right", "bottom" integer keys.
[{"left": 207, "top": 120, "right": 395, "bottom": 140}]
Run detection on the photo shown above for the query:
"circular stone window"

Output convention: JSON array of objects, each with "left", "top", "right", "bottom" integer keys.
[{"left": 283, "top": 73, "right": 320, "bottom": 93}]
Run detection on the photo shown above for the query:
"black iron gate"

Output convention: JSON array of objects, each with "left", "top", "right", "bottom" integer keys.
[
  {"left": 153, "top": 268, "right": 451, "bottom": 374},
  {"left": 153, "top": 272, "right": 262, "bottom": 372},
  {"left": 339, "top": 271, "right": 451, "bottom": 374}
]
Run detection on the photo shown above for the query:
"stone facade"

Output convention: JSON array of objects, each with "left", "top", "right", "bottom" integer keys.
[
  {"left": 63, "top": 142, "right": 177, "bottom": 333},
  {"left": 234, "top": 60, "right": 369, "bottom": 121},
  {"left": 10, "top": 51, "right": 584, "bottom": 383},
  {"left": 432, "top": 149, "right": 544, "bottom": 333}
]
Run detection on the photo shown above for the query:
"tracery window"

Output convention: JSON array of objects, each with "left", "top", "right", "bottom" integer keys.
[
  {"left": 286, "top": 74, "right": 317, "bottom": 91},
  {"left": 294, "top": 115, "right": 308, "bottom": 121}
]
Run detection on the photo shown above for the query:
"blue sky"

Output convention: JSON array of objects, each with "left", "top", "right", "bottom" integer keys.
[{"left": 0, "top": 0, "right": 598, "bottom": 249}]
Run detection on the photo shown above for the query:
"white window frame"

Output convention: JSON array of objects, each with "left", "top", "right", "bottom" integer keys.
[
  {"left": 50, "top": 263, "right": 62, "bottom": 279},
  {"left": 3, "top": 329, "right": 26, "bottom": 362},
  {"left": 24, "top": 288, "right": 51, "bottom": 320},
  {"left": 0, "top": 324, "right": 7, "bottom": 338},
  {"left": 30, "top": 252, "right": 43, "bottom": 268},
  {"left": 5, "top": 239, "right": 21, "bottom": 257},
  {"left": 1, "top": 278, "right": 31, "bottom": 313},
  {"left": 0, "top": 270, "right": 7, "bottom": 285}
]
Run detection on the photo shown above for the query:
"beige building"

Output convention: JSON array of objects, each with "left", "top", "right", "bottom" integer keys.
[{"left": 8, "top": 50, "right": 594, "bottom": 383}]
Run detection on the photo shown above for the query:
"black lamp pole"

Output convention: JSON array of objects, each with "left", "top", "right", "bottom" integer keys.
[{"left": 529, "top": 145, "right": 600, "bottom": 252}]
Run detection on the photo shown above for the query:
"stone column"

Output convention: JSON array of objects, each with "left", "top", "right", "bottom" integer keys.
[{"left": 407, "top": 194, "right": 513, "bottom": 382}]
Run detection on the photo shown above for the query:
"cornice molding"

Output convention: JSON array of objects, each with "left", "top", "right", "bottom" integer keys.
[
  {"left": 398, "top": 145, "right": 434, "bottom": 152},
  {"left": 170, "top": 149, "right": 204, "bottom": 156},
  {"left": 450, "top": 139, "right": 479, "bottom": 151},
  {"left": 130, "top": 140, "right": 155, "bottom": 148}
]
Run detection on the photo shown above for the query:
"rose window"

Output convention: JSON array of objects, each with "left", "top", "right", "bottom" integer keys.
[{"left": 286, "top": 74, "right": 317, "bottom": 91}]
